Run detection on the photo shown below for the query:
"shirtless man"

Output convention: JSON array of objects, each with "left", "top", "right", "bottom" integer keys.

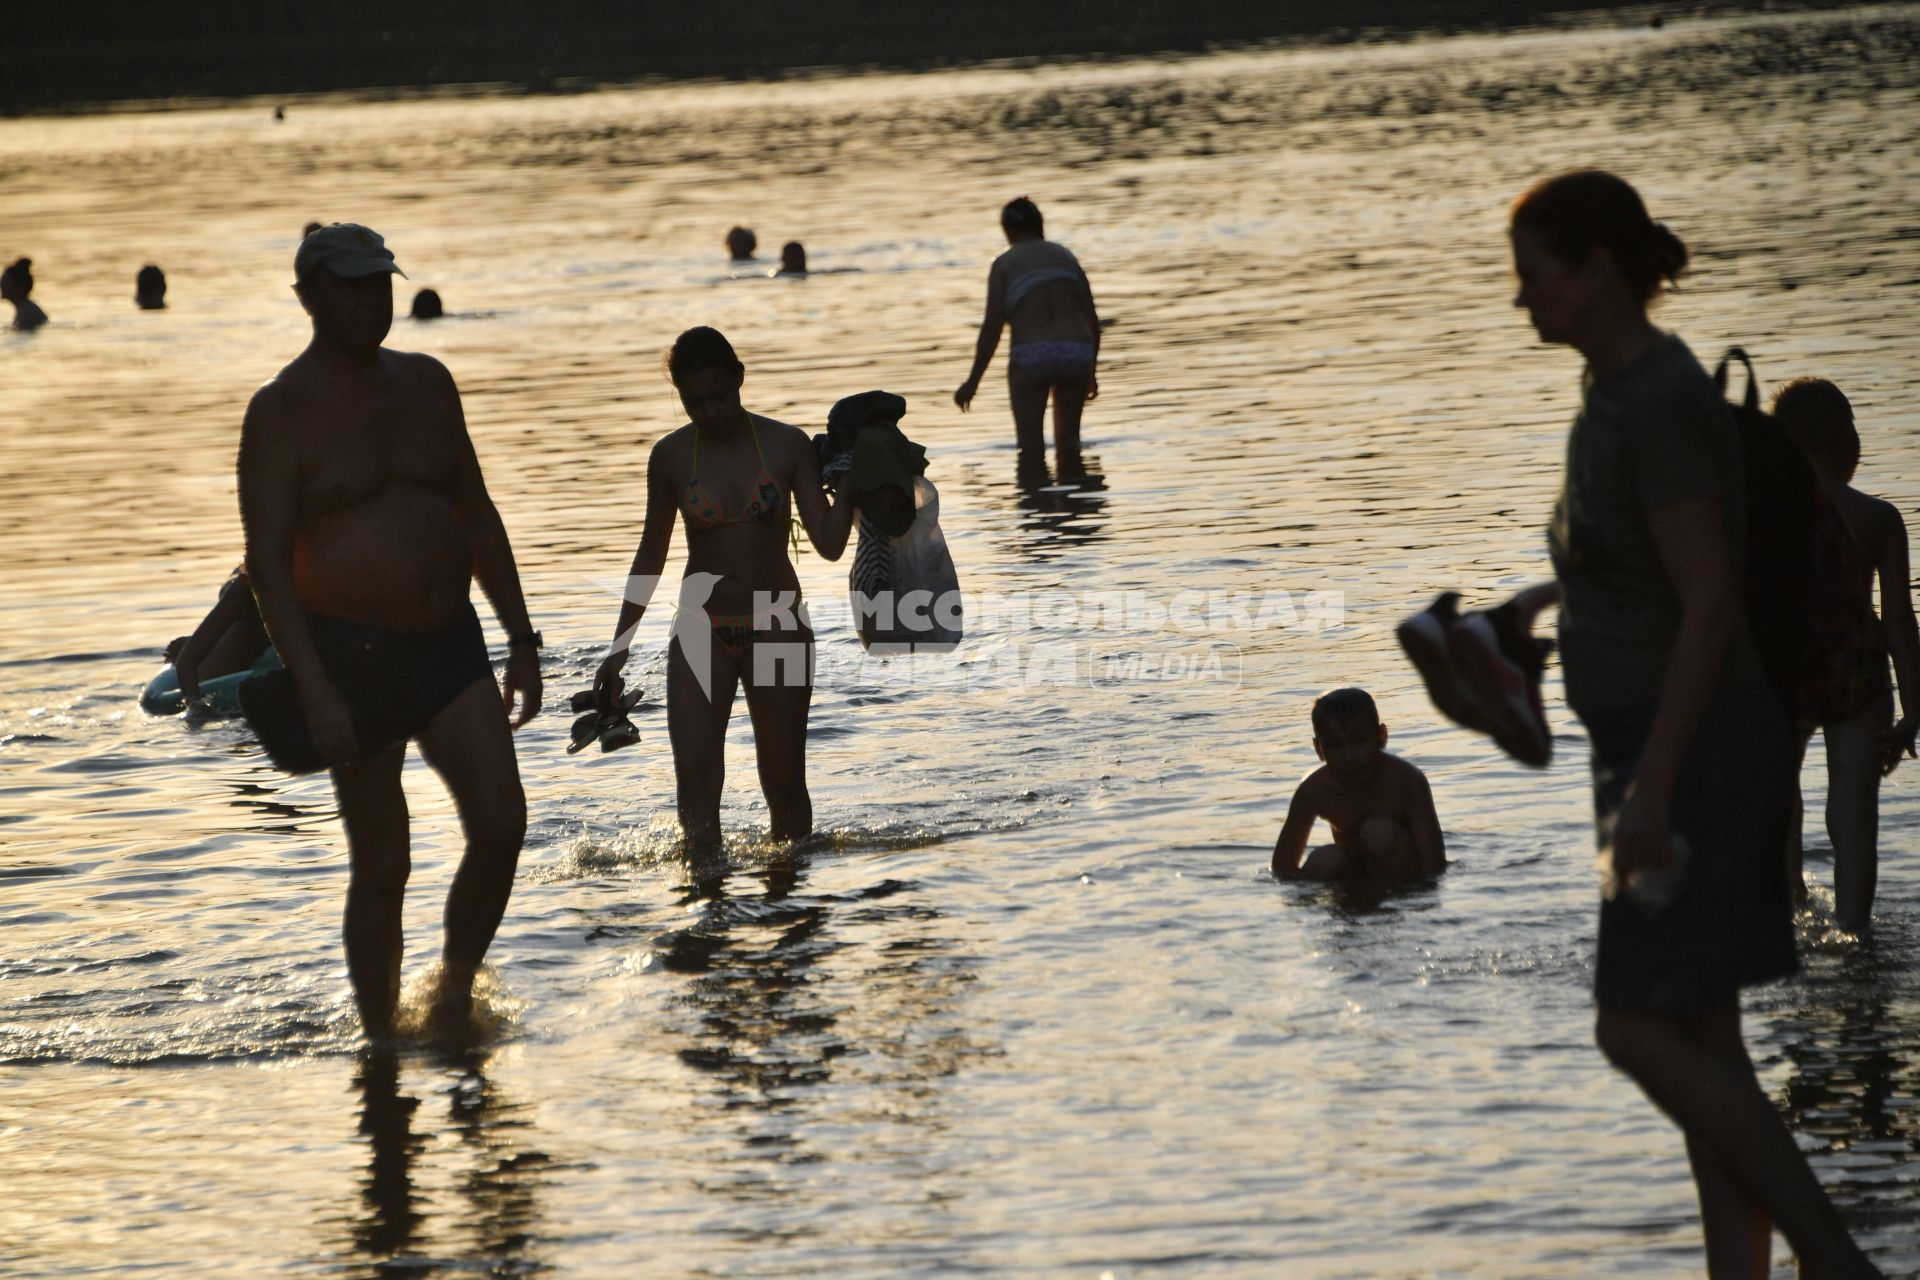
[
  {"left": 237, "top": 223, "right": 542, "bottom": 1038},
  {"left": 1271, "top": 687, "right": 1447, "bottom": 883},
  {"left": 1772, "top": 376, "right": 1920, "bottom": 931},
  {"left": 953, "top": 197, "right": 1102, "bottom": 475}
]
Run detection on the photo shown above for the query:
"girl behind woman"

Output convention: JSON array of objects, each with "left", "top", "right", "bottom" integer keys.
[
  {"left": 1494, "top": 170, "right": 1879, "bottom": 1276},
  {"left": 596, "top": 328, "right": 855, "bottom": 853}
]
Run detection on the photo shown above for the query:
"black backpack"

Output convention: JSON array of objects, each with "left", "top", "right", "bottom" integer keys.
[{"left": 1715, "top": 347, "right": 1865, "bottom": 725}]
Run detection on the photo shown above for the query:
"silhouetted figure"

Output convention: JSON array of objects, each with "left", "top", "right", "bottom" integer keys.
[
  {"left": 1493, "top": 168, "right": 1879, "bottom": 1277},
  {"left": 303, "top": 221, "right": 323, "bottom": 240},
  {"left": 135, "top": 263, "right": 167, "bottom": 310},
  {"left": 725, "top": 225, "right": 757, "bottom": 261},
  {"left": 776, "top": 242, "right": 807, "bottom": 276},
  {"left": 954, "top": 197, "right": 1102, "bottom": 474},
  {"left": 274, "top": 105, "right": 286, "bottom": 121},
  {"left": 1648, "top": 10, "right": 1665, "bottom": 29},
  {"left": 410, "top": 288, "right": 444, "bottom": 320},
  {"left": 236, "top": 221, "right": 542, "bottom": 1040},
  {"left": 1773, "top": 376, "right": 1920, "bottom": 932},
  {"left": 2, "top": 257, "right": 48, "bottom": 331},
  {"left": 591, "top": 326, "right": 857, "bottom": 854}
]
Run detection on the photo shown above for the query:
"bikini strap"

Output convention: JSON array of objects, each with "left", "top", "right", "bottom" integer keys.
[{"left": 748, "top": 415, "right": 769, "bottom": 469}]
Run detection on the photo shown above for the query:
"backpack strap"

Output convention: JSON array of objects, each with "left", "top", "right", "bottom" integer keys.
[{"left": 1713, "top": 346, "right": 1760, "bottom": 412}]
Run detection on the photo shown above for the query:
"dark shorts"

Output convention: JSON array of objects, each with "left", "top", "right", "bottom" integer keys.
[
  {"left": 239, "top": 603, "right": 493, "bottom": 775},
  {"left": 1587, "top": 684, "right": 1799, "bottom": 1011}
]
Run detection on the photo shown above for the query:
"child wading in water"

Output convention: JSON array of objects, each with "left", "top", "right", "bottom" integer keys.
[
  {"left": 1271, "top": 687, "right": 1446, "bottom": 883},
  {"left": 1772, "top": 376, "right": 1920, "bottom": 932}
]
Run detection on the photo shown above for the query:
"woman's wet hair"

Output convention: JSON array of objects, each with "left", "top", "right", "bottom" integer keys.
[
  {"left": 665, "top": 326, "right": 744, "bottom": 386},
  {"left": 1772, "top": 376, "right": 1859, "bottom": 480},
  {"left": 1001, "top": 197, "right": 1044, "bottom": 237},
  {"left": 1510, "top": 170, "right": 1688, "bottom": 303},
  {"left": 1, "top": 257, "right": 33, "bottom": 296},
  {"left": 1311, "top": 687, "right": 1379, "bottom": 735}
]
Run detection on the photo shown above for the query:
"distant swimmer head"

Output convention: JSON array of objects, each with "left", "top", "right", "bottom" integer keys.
[
  {"left": 725, "top": 225, "right": 758, "bottom": 260},
  {"left": 135, "top": 264, "right": 168, "bottom": 310},
  {"left": 410, "top": 287, "right": 444, "bottom": 320},
  {"left": 0, "top": 257, "right": 33, "bottom": 301},
  {"left": 1771, "top": 376, "right": 1858, "bottom": 483},
  {"left": 294, "top": 223, "right": 408, "bottom": 286},
  {"left": 778, "top": 241, "right": 807, "bottom": 275},
  {"left": 1000, "top": 196, "right": 1044, "bottom": 241},
  {"left": 666, "top": 326, "right": 747, "bottom": 431}
]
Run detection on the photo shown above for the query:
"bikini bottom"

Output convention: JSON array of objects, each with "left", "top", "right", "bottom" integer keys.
[{"left": 1009, "top": 341, "right": 1095, "bottom": 385}]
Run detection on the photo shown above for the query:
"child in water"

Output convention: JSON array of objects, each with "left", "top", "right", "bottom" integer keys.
[
  {"left": 1272, "top": 687, "right": 1447, "bottom": 882},
  {"left": 164, "top": 565, "right": 270, "bottom": 701}
]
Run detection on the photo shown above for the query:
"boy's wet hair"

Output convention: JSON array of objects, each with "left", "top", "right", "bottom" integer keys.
[
  {"left": 1311, "top": 687, "right": 1379, "bottom": 735},
  {"left": 1771, "top": 376, "right": 1858, "bottom": 481}
]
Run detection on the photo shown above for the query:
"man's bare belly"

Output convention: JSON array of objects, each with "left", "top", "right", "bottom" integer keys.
[{"left": 294, "top": 484, "right": 472, "bottom": 631}]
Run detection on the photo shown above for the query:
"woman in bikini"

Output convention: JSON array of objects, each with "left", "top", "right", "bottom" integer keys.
[
  {"left": 953, "top": 197, "right": 1102, "bottom": 476},
  {"left": 595, "top": 327, "right": 856, "bottom": 853}
]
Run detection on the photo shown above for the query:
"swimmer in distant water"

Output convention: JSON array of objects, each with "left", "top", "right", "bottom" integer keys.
[
  {"left": 954, "top": 197, "right": 1102, "bottom": 476},
  {"left": 776, "top": 241, "right": 807, "bottom": 276},
  {"left": 1271, "top": 688, "right": 1446, "bottom": 883},
  {"left": 726, "top": 225, "right": 758, "bottom": 261},
  {"left": 136, "top": 264, "right": 168, "bottom": 310},
  {"left": 410, "top": 287, "right": 444, "bottom": 320},
  {"left": 2, "top": 257, "right": 48, "bottom": 331},
  {"left": 236, "top": 221, "right": 542, "bottom": 1040}
]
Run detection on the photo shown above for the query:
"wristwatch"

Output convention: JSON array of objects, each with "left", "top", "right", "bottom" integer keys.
[{"left": 509, "top": 631, "right": 544, "bottom": 650}]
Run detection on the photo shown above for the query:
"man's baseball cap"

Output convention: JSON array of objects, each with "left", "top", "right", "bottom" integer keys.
[{"left": 295, "top": 223, "right": 408, "bottom": 283}]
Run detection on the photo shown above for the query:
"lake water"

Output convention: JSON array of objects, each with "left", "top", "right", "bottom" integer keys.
[{"left": 3, "top": 7, "right": 1920, "bottom": 1276}]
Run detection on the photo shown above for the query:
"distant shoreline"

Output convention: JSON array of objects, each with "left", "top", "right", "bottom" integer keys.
[{"left": 0, "top": 0, "right": 1882, "bottom": 117}]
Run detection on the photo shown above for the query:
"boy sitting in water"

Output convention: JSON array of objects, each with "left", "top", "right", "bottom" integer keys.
[{"left": 1272, "top": 687, "right": 1447, "bottom": 882}]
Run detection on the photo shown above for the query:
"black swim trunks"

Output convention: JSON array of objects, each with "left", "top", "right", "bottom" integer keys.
[{"left": 239, "top": 602, "right": 494, "bottom": 775}]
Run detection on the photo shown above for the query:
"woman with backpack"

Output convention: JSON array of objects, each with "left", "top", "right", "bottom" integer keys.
[{"left": 1481, "top": 170, "right": 1879, "bottom": 1276}]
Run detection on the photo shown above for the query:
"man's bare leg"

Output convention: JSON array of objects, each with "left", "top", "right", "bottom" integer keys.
[
  {"left": 415, "top": 678, "right": 527, "bottom": 1026},
  {"left": 333, "top": 742, "right": 411, "bottom": 1038}
]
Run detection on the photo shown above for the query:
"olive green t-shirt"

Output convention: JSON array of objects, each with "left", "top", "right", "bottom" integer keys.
[{"left": 1547, "top": 332, "right": 1762, "bottom": 717}]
